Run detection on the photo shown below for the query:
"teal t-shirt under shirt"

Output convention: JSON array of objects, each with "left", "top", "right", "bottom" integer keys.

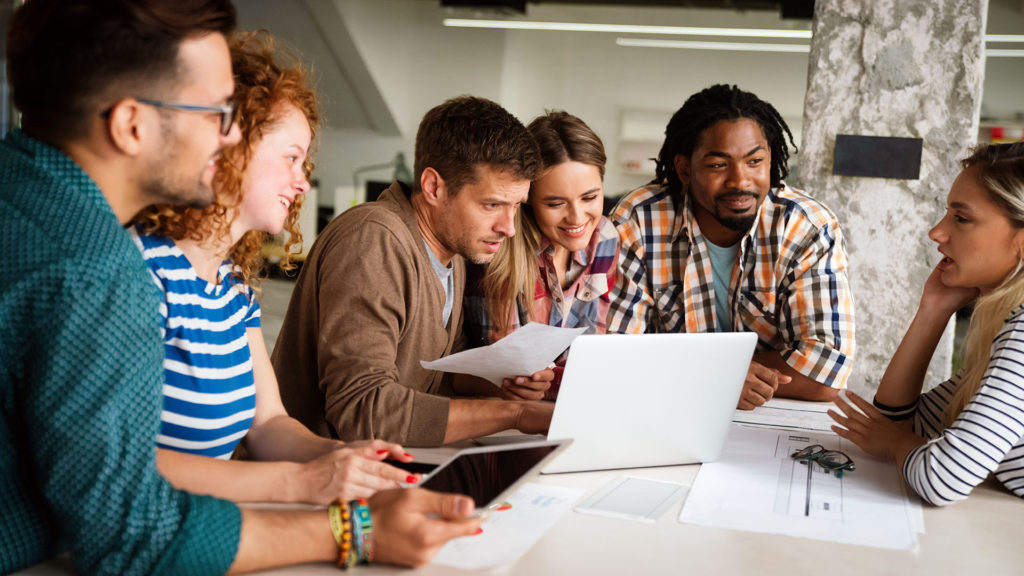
[{"left": 705, "top": 238, "right": 741, "bottom": 332}]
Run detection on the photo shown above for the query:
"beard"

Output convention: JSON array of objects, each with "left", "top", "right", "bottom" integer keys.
[
  {"left": 140, "top": 113, "right": 216, "bottom": 209},
  {"left": 716, "top": 213, "right": 758, "bottom": 232},
  {"left": 448, "top": 231, "right": 500, "bottom": 265},
  {"left": 712, "top": 191, "right": 759, "bottom": 232}
]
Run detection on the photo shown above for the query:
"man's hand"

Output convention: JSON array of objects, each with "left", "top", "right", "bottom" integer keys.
[
  {"left": 737, "top": 360, "right": 792, "bottom": 410},
  {"left": 513, "top": 400, "right": 555, "bottom": 435},
  {"left": 500, "top": 368, "right": 554, "bottom": 401},
  {"left": 370, "top": 488, "right": 483, "bottom": 567}
]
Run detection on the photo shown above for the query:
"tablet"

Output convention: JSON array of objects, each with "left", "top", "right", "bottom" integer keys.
[
  {"left": 574, "top": 476, "right": 689, "bottom": 522},
  {"left": 417, "top": 439, "right": 571, "bottom": 513}
]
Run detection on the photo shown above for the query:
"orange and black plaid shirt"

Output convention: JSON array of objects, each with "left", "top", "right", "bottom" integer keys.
[{"left": 608, "top": 182, "right": 855, "bottom": 389}]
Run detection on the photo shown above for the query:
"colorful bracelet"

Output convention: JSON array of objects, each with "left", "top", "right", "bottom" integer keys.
[
  {"left": 328, "top": 500, "right": 353, "bottom": 569},
  {"left": 349, "top": 498, "right": 374, "bottom": 566}
]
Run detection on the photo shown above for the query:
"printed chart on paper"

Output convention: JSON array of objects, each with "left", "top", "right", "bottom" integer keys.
[
  {"left": 774, "top": 432, "right": 845, "bottom": 520},
  {"left": 680, "top": 424, "right": 923, "bottom": 550}
]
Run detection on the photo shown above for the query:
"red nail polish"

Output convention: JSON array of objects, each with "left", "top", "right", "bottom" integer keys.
[
  {"left": 377, "top": 449, "right": 389, "bottom": 455},
  {"left": 403, "top": 452, "right": 413, "bottom": 458},
  {"left": 474, "top": 527, "right": 484, "bottom": 535},
  {"left": 406, "top": 475, "right": 418, "bottom": 483}
]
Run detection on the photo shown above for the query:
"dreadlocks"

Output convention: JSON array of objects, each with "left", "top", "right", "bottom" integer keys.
[{"left": 654, "top": 84, "right": 797, "bottom": 199}]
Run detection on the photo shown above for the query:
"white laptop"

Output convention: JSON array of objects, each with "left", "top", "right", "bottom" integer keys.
[{"left": 541, "top": 332, "right": 756, "bottom": 474}]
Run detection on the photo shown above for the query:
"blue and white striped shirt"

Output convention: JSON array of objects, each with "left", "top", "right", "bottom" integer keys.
[
  {"left": 876, "top": 305, "right": 1024, "bottom": 506},
  {"left": 132, "top": 229, "right": 259, "bottom": 460}
]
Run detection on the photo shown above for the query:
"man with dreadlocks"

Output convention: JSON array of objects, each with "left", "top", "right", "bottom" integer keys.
[{"left": 608, "top": 84, "right": 855, "bottom": 410}]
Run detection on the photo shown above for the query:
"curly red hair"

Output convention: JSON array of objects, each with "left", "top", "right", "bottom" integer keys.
[{"left": 134, "top": 30, "right": 320, "bottom": 290}]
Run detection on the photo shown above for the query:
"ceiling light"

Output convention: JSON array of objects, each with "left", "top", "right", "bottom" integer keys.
[
  {"left": 443, "top": 18, "right": 1024, "bottom": 47},
  {"left": 987, "top": 49, "right": 1024, "bottom": 57},
  {"left": 985, "top": 34, "right": 1024, "bottom": 43},
  {"left": 616, "top": 38, "right": 810, "bottom": 53},
  {"left": 443, "top": 18, "right": 812, "bottom": 39}
]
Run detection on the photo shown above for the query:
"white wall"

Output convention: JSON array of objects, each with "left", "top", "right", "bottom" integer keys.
[
  {"left": 310, "top": 0, "right": 1023, "bottom": 206},
  {"left": 983, "top": 1, "right": 1024, "bottom": 120},
  {"left": 496, "top": 4, "right": 811, "bottom": 196}
]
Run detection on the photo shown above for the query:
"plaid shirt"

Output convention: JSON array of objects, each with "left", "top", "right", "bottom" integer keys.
[
  {"left": 464, "top": 216, "right": 620, "bottom": 345},
  {"left": 608, "top": 182, "right": 855, "bottom": 388}
]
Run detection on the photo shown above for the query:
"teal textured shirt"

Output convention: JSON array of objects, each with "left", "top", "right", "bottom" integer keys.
[{"left": 0, "top": 130, "right": 241, "bottom": 574}]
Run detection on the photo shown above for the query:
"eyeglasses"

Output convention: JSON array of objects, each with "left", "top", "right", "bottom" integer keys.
[
  {"left": 790, "top": 444, "right": 855, "bottom": 478},
  {"left": 101, "top": 98, "right": 237, "bottom": 136},
  {"left": 136, "top": 98, "right": 237, "bottom": 136}
]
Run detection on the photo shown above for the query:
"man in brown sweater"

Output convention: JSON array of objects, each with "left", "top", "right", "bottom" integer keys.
[{"left": 273, "top": 96, "right": 555, "bottom": 447}]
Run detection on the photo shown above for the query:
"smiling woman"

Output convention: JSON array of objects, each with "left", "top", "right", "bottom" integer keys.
[
  {"left": 126, "top": 30, "right": 418, "bottom": 506},
  {"left": 463, "top": 111, "right": 620, "bottom": 400}
]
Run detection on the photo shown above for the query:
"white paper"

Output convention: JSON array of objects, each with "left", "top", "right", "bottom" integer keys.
[
  {"left": 574, "top": 476, "right": 689, "bottom": 523},
  {"left": 420, "top": 322, "right": 585, "bottom": 385},
  {"left": 731, "top": 398, "right": 836, "bottom": 432},
  {"left": 680, "top": 424, "right": 923, "bottom": 550},
  {"left": 432, "top": 482, "right": 585, "bottom": 570}
]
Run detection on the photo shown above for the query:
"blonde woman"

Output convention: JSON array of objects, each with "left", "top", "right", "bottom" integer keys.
[
  {"left": 465, "top": 111, "right": 619, "bottom": 400},
  {"left": 830, "top": 142, "right": 1024, "bottom": 506}
]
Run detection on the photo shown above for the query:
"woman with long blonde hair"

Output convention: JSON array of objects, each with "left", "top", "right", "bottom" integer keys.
[
  {"left": 465, "top": 111, "right": 619, "bottom": 401},
  {"left": 131, "top": 32, "right": 417, "bottom": 505},
  {"left": 830, "top": 142, "right": 1024, "bottom": 506}
]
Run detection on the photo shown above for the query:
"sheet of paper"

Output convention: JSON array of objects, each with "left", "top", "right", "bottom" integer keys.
[
  {"left": 731, "top": 398, "right": 836, "bottom": 432},
  {"left": 432, "top": 482, "right": 585, "bottom": 570},
  {"left": 574, "top": 476, "right": 689, "bottom": 523},
  {"left": 680, "top": 424, "right": 923, "bottom": 550},
  {"left": 420, "top": 322, "right": 585, "bottom": 385}
]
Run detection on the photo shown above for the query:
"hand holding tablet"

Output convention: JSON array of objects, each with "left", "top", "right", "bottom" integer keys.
[{"left": 415, "top": 439, "right": 572, "bottom": 514}]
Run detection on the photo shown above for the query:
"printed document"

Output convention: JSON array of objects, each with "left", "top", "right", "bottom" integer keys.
[
  {"left": 432, "top": 482, "right": 584, "bottom": 570},
  {"left": 731, "top": 398, "right": 835, "bottom": 432},
  {"left": 420, "top": 322, "right": 585, "bottom": 385},
  {"left": 680, "top": 424, "right": 924, "bottom": 550}
]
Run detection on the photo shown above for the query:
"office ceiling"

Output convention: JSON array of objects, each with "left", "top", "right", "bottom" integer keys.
[
  {"left": 234, "top": 0, "right": 813, "bottom": 135},
  {"left": 441, "top": 1, "right": 811, "bottom": 16}
]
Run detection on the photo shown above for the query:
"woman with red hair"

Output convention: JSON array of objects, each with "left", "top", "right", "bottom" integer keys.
[{"left": 132, "top": 32, "right": 415, "bottom": 505}]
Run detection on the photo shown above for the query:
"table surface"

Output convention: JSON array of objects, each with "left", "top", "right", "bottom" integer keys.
[
  {"left": 17, "top": 435, "right": 1023, "bottom": 576},
  {"left": 261, "top": 434, "right": 1023, "bottom": 576}
]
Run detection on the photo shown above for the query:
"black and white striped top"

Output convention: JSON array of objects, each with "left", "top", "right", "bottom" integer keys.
[{"left": 875, "top": 305, "right": 1024, "bottom": 506}]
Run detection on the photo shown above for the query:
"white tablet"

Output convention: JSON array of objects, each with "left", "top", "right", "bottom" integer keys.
[
  {"left": 574, "top": 476, "right": 689, "bottom": 523},
  {"left": 417, "top": 439, "right": 572, "bottom": 514}
]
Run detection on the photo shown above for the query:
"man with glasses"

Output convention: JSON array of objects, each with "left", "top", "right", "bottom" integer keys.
[{"left": 0, "top": 1, "right": 479, "bottom": 574}]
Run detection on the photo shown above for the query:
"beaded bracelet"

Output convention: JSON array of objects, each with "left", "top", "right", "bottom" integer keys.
[
  {"left": 349, "top": 498, "right": 374, "bottom": 566},
  {"left": 328, "top": 500, "right": 353, "bottom": 569}
]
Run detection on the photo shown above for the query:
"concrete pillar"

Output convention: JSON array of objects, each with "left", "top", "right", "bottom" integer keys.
[{"left": 800, "top": 1, "right": 988, "bottom": 395}]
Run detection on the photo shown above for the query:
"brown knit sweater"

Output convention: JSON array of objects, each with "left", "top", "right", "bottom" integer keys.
[{"left": 272, "top": 182, "right": 463, "bottom": 446}]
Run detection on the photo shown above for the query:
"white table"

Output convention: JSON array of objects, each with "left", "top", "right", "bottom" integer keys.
[
  {"left": 17, "top": 443, "right": 1023, "bottom": 576},
  {"left": 259, "top": 437, "right": 1021, "bottom": 576}
]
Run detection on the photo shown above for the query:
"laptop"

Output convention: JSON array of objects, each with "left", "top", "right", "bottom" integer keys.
[{"left": 541, "top": 332, "right": 756, "bottom": 474}]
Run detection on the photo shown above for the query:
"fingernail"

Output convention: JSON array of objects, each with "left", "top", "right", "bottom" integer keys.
[
  {"left": 456, "top": 496, "right": 475, "bottom": 515},
  {"left": 473, "top": 527, "right": 484, "bottom": 535},
  {"left": 377, "top": 450, "right": 389, "bottom": 455},
  {"left": 406, "top": 475, "right": 418, "bottom": 483},
  {"left": 403, "top": 452, "right": 413, "bottom": 458}
]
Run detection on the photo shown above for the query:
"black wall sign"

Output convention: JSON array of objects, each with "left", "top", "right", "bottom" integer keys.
[{"left": 832, "top": 134, "right": 923, "bottom": 180}]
